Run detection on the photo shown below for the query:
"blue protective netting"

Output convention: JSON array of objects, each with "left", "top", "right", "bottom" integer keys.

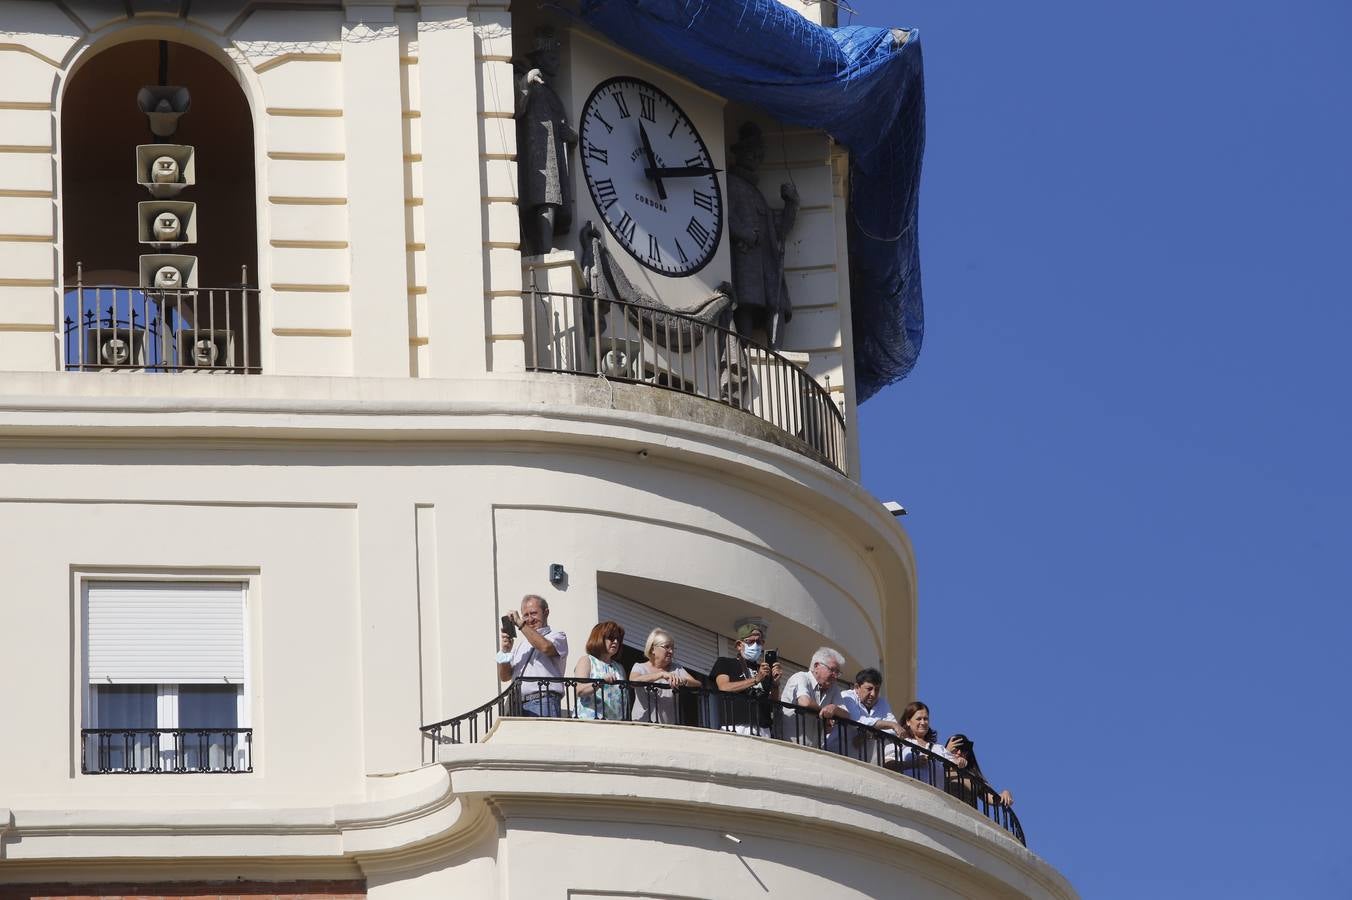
[{"left": 575, "top": 0, "right": 925, "bottom": 401}]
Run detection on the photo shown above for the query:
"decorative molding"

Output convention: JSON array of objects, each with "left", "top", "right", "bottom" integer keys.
[
  {"left": 270, "top": 240, "right": 350, "bottom": 249},
  {"left": 0, "top": 101, "right": 53, "bottom": 111},
  {"left": 0, "top": 234, "right": 55, "bottom": 243},
  {"left": 266, "top": 108, "right": 344, "bottom": 118},
  {"left": 0, "top": 44, "right": 61, "bottom": 68},
  {"left": 269, "top": 196, "right": 348, "bottom": 206},
  {"left": 0, "top": 278, "right": 55, "bottom": 288},
  {"left": 0, "top": 145, "right": 54, "bottom": 154},
  {"left": 0, "top": 189, "right": 53, "bottom": 199},
  {"left": 268, "top": 151, "right": 346, "bottom": 161},
  {"left": 254, "top": 52, "right": 341, "bottom": 74},
  {"left": 271, "top": 327, "right": 353, "bottom": 337},
  {"left": 270, "top": 284, "right": 350, "bottom": 293}
]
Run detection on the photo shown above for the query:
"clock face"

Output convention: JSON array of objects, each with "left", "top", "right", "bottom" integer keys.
[{"left": 578, "top": 76, "right": 723, "bottom": 277}]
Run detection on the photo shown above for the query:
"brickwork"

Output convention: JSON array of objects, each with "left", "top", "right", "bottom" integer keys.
[{"left": 0, "top": 881, "right": 366, "bottom": 900}]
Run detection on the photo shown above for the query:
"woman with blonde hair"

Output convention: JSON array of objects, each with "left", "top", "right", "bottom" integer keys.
[
  {"left": 574, "top": 620, "right": 627, "bottom": 720},
  {"left": 628, "top": 627, "right": 701, "bottom": 723}
]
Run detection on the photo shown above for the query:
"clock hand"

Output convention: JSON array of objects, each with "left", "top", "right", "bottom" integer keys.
[
  {"left": 643, "top": 164, "right": 723, "bottom": 179},
  {"left": 637, "top": 121, "right": 667, "bottom": 201}
]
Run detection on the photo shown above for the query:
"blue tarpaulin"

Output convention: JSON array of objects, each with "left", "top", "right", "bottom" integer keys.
[{"left": 576, "top": 0, "right": 925, "bottom": 401}]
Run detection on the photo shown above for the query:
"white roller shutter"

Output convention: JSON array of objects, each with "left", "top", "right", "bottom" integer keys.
[
  {"left": 598, "top": 589, "right": 720, "bottom": 677},
  {"left": 87, "top": 581, "right": 246, "bottom": 683}
]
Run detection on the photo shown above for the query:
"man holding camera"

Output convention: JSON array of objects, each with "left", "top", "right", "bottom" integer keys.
[
  {"left": 710, "top": 623, "right": 782, "bottom": 736},
  {"left": 780, "top": 647, "right": 852, "bottom": 748},
  {"left": 497, "top": 594, "right": 569, "bottom": 717}
]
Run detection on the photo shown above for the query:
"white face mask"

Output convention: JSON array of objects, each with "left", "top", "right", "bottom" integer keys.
[{"left": 741, "top": 641, "right": 762, "bottom": 663}]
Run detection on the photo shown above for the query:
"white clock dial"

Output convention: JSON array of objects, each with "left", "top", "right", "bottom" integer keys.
[{"left": 578, "top": 76, "right": 723, "bottom": 277}]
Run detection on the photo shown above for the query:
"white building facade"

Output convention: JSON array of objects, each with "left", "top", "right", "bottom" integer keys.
[{"left": 0, "top": 1, "right": 1073, "bottom": 897}]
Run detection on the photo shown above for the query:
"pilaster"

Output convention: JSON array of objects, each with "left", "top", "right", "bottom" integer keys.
[
  {"left": 342, "top": 2, "right": 413, "bottom": 376},
  {"left": 417, "top": 1, "right": 489, "bottom": 377}
]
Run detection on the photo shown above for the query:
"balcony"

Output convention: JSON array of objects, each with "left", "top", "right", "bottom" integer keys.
[
  {"left": 80, "top": 727, "right": 253, "bottom": 774},
  {"left": 525, "top": 288, "right": 847, "bottom": 472},
  {"left": 62, "top": 284, "right": 262, "bottom": 374},
  {"left": 422, "top": 677, "right": 1024, "bottom": 847}
]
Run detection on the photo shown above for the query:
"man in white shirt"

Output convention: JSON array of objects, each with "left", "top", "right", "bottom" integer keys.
[
  {"left": 779, "top": 647, "right": 851, "bottom": 746},
  {"left": 497, "top": 594, "right": 569, "bottom": 717},
  {"left": 836, "top": 667, "right": 901, "bottom": 760}
]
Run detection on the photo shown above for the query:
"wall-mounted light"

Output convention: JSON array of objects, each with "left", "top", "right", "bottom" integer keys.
[{"left": 549, "top": 564, "right": 566, "bottom": 587}]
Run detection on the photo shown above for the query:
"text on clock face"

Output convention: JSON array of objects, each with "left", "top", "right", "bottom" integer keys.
[{"left": 578, "top": 76, "right": 724, "bottom": 277}]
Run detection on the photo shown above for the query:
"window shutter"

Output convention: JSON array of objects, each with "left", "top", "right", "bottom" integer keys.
[
  {"left": 87, "top": 582, "right": 245, "bottom": 683},
  {"left": 598, "top": 589, "right": 720, "bottom": 677}
]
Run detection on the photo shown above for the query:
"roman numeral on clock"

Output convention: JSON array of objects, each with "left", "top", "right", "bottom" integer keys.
[
  {"left": 585, "top": 144, "right": 608, "bottom": 165},
  {"left": 693, "top": 190, "right": 715, "bottom": 213},
  {"left": 593, "top": 111, "right": 614, "bottom": 134},
  {"left": 616, "top": 211, "right": 637, "bottom": 245},
  {"left": 675, "top": 239, "right": 689, "bottom": 264},
  {"left": 686, "top": 217, "right": 712, "bottom": 248},
  {"left": 594, "top": 178, "right": 617, "bottom": 211},
  {"left": 612, "top": 92, "right": 631, "bottom": 119},
  {"left": 648, "top": 234, "right": 662, "bottom": 263},
  {"left": 640, "top": 94, "right": 657, "bottom": 123}
]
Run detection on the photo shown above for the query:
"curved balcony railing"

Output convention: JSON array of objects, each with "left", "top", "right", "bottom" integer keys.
[
  {"left": 525, "top": 288, "right": 847, "bottom": 472},
  {"left": 421, "top": 677, "right": 1024, "bottom": 846},
  {"left": 62, "top": 284, "right": 261, "bottom": 373}
]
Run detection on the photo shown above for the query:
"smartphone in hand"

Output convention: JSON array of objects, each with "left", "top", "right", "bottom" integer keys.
[{"left": 501, "top": 614, "right": 517, "bottom": 639}]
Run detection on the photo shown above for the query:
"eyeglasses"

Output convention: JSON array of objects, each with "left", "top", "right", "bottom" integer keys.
[{"left": 816, "top": 663, "right": 841, "bottom": 675}]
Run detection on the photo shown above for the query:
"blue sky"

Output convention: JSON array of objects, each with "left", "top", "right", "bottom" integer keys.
[{"left": 848, "top": 1, "right": 1352, "bottom": 895}]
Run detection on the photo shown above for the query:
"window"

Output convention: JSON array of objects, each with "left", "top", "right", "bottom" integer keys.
[{"left": 83, "top": 581, "right": 250, "bottom": 774}]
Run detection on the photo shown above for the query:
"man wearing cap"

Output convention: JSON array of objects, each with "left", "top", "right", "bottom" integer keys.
[{"left": 709, "top": 624, "right": 782, "bottom": 736}]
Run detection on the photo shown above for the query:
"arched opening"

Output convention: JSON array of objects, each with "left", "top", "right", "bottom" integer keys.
[{"left": 60, "top": 39, "right": 260, "bottom": 372}]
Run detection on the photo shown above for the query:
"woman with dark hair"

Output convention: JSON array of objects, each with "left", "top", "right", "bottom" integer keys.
[
  {"left": 944, "top": 734, "right": 1014, "bottom": 808},
  {"left": 574, "top": 620, "right": 627, "bottom": 720},
  {"left": 896, "top": 701, "right": 966, "bottom": 787}
]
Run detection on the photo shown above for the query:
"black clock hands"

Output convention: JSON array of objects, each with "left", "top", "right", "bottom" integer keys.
[
  {"left": 643, "top": 164, "right": 723, "bottom": 180},
  {"left": 637, "top": 121, "right": 667, "bottom": 201}
]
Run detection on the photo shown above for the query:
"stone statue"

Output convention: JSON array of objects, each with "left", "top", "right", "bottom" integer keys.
[
  {"left": 727, "top": 122, "right": 799, "bottom": 350},
  {"left": 515, "top": 28, "right": 577, "bottom": 256},
  {"left": 151, "top": 156, "right": 179, "bottom": 184},
  {"left": 153, "top": 212, "right": 181, "bottom": 243}
]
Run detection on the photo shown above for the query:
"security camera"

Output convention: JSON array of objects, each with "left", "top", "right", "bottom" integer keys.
[{"left": 883, "top": 501, "right": 908, "bottom": 517}]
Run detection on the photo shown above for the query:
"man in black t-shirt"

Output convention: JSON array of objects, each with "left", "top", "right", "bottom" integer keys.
[{"left": 709, "top": 624, "right": 783, "bottom": 736}]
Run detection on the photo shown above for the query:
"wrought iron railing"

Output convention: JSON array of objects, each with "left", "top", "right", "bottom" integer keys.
[
  {"left": 63, "top": 279, "right": 261, "bottom": 373},
  {"left": 81, "top": 728, "right": 253, "bottom": 774},
  {"left": 525, "top": 287, "right": 847, "bottom": 472},
  {"left": 421, "top": 677, "right": 1024, "bottom": 846}
]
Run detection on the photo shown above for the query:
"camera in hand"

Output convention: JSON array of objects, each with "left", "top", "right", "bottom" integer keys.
[
  {"left": 764, "top": 649, "right": 778, "bottom": 667},
  {"left": 500, "top": 614, "right": 517, "bottom": 639}
]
